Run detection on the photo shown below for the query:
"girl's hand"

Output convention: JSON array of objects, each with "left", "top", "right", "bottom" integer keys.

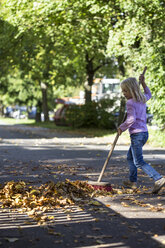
[
  {"left": 139, "top": 73, "right": 147, "bottom": 89},
  {"left": 139, "top": 74, "right": 145, "bottom": 84},
  {"left": 118, "top": 128, "right": 122, "bottom": 136}
]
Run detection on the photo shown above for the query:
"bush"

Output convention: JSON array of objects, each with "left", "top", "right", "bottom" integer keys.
[{"left": 65, "top": 99, "right": 119, "bottom": 129}]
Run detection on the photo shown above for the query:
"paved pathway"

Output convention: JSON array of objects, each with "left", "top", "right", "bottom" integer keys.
[{"left": 0, "top": 122, "right": 165, "bottom": 248}]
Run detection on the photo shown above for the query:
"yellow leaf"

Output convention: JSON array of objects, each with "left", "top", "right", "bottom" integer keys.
[
  {"left": 29, "top": 189, "right": 40, "bottom": 196},
  {"left": 121, "top": 202, "right": 129, "bottom": 207},
  {"left": 24, "top": 221, "right": 34, "bottom": 225},
  {"left": 94, "top": 218, "right": 100, "bottom": 222},
  {"left": 48, "top": 216, "right": 54, "bottom": 220},
  {"left": 89, "top": 200, "right": 102, "bottom": 206}
]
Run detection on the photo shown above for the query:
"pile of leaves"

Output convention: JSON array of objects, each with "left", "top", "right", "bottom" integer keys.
[
  {"left": 0, "top": 180, "right": 114, "bottom": 224},
  {"left": 0, "top": 179, "right": 113, "bottom": 210},
  {"left": 1, "top": 180, "right": 164, "bottom": 226}
]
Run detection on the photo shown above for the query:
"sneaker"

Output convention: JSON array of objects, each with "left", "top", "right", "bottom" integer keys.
[
  {"left": 152, "top": 177, "right": 165, "bottom": 194},
  {"left": 123, "top": 180, "right": 137, "bottom": 189}
]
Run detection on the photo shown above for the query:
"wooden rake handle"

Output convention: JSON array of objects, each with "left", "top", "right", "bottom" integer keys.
[
  {"left": 142, "top": 66, "right": 147, "bottom": 75},
  {"left": 97, "top": 112, "right": 127, "bottom": 183},
  {"left": 139, "top": 66, "right": 147, "bottom": 85},
  {"left": 97, "top": 133, "right": 119, "bottom": 183}
]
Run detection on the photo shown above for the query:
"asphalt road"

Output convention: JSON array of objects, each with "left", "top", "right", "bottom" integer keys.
[{"left": 0, "top": 123, "right": 165, "bottom": 248}]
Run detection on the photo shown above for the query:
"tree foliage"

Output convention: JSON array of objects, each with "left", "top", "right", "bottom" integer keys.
[
  {"left": 107, "top": 0, "right": 165, "bottom": 127},
  {"left": 0, "top": 0, "right": 164, "bottom": 126}
]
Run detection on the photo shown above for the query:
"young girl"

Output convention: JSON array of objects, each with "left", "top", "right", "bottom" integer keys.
[{"left": 118, "top": 73, "right": 165, "bottom": 194}]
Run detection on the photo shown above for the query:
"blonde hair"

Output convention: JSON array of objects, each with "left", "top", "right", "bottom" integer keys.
[{"left": 121, "top": 77, "right": 146, "bottom": 103}]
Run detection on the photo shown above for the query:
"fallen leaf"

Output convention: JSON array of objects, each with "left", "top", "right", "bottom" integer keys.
[
  {"left": 89, "top": 200, "right": 102, "bottom": 206},
  {"left": 24, "top": 221, "right": 34, "bottom": 225},
  {"left": 106, "top": 204, "right": 111, "bottom": 207},
  {"left": 96, "top": 240, "right": 104, "bottom": 244},
  {"left": 5, "top": 238, "right": 19, "bottom": 243},
  {"left": 94, "top": 218, "right": 100, "bottom": 222},
  {"left": 121, "top": 202, "right": 130, "bottom": 207}
]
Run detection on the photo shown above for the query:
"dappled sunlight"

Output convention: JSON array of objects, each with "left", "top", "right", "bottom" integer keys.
[
  {"left": 0, "top": 124, "right": 164, "bottom": 247},
  {"left": 75, "top": 243, "right": 127, "bottom": 248},
  {"left": 152, "top": 235, "right": 165, "bottom": 246},
  {"left": 100, "top": 199, "right": 165, "bottom": 219},
  {"left": 0, "top": 180, "right": 165, "bottom": 247},
  {"left": 0, "top": 206, "right": 95, "bottom": 229},
  {"left": 97, "top": 187, "right": 165, "bottom": 219},
  {"left": 0, "top": 208, "right": 38, "bottom": 229}
]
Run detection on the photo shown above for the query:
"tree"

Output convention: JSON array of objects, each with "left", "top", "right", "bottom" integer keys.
[
  {"left": 107, "top": 0, "right": 165, "bottom": 127},
  {"left": 1, "top": 0, "right": 122, "bottom": 117},
  {"left": 0, "top": 0, "right": 61, "bottom": 121},
  {"left": 51, "top": 0, "right": 121, "bottom": 103}
]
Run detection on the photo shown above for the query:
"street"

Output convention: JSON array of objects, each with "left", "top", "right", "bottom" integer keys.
[{"left": 0, "top": 123, "right": 165, "bottom": 248}]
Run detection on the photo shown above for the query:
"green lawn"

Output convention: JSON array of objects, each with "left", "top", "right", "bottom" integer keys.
[
  {"left": 147, "top": 127, "right": 165, "bottom": 148},
  {"left": 0, "top": 117, "right": 35, "bottom": 125},
  {"left": 0, "top": 117, "right": 164, "bottom": 147}
]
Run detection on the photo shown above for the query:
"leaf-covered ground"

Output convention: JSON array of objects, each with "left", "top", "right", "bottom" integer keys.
[
  {"left": 1, "top": 180, "right": 165, "bottom": 227},
  {"left": 0, "top": 180, "right": 112, "bottom": 225}
]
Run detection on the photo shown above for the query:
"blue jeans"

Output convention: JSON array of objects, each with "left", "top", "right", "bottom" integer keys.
[{"left": 127, "top": 132, "right": 162, "bottom": 182}]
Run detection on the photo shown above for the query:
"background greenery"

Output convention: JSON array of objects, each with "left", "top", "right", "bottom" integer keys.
[
  {"left": 0, "top": 117, "right": 164, "bottom": 148},
  {"left": 65, "top": 99, "right": 118, "bottom": 129},
  {"left": 0, "top": 0, "right": 164, "bottom": 128}
]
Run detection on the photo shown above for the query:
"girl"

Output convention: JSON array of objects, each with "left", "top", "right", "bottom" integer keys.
[{"left": 118, "top": 73, "right": 165, "bottom": 194}]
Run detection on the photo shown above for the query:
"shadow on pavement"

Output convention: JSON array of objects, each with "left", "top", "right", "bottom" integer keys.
[
  {"left": 0, "top": 199, "right": 164, "bottom": 248},
  {"left": 0, "top": 125, "right": 165, "bottom": 248}
]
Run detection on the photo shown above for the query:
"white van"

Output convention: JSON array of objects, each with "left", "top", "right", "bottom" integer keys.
[{"left": 92, "top": 78, "right": 120, "bottom": 101}]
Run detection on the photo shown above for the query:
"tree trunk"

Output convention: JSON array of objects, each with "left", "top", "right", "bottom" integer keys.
[
  {"left": 0, "top": 102, "right": 4, "bottom": 116},
  {"left": 35, "top": 100, "right": 42, "bottom": 122},
  {"left": 85, "top": 73, "right": 94, "bottom": 103},
  {"left": 85, "top": 52, "right": 109, "bottom": 104},
  {"left": 41, "top": 82, "right": 49, "bottom": 122},
  {"left": 85, "top": 53, "right": 95, "bottom": 103},
  {"left": 118, "top": 56, "right": 125, "bottom": 77}
]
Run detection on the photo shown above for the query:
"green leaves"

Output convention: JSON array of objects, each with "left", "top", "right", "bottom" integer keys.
[
  {"left": 107, "top": 0, "right": 165, "bottom": 127},
  {"left": 0, "top": 0, "right": 164, "bottom": 125}
]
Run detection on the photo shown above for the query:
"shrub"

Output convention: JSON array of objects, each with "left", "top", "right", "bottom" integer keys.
[{"left": 66, "top": 98, "right": 119, "bottom": 129}]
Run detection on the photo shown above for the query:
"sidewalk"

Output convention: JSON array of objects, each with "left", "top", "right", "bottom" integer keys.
[{"left": 0, "top": 123, "right": 165, "bottom": 248}]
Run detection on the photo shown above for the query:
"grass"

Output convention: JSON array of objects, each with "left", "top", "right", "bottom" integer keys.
[
  {"left": 0, "top": 117, "right": 164, "bottom": 147},
  {"left": 148, "top": 127, "right": 165, "bottom": 148},
  {"left": 0, "top": 117, "right": 115, "bottom": 137},
  {"left": 0, "top": 117, "right": 35, "bottom": 125}
]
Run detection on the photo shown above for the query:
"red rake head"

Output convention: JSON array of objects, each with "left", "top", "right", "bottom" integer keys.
[{"left": 91, "top": 184, "right": 113, "bottom": 192}]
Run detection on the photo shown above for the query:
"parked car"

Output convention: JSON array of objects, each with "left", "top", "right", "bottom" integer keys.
[
  {"left": 5, "top": 106, "right": 27, "bottom": 119},
  {"left": 54, "top": 99, "right": 75, "bottom": 126},
  {"left": 4, "top": 106, "right": 13, "bottom": 117},
  {"left": 28, "top": 107, "right": 37, "bottom": 119}
]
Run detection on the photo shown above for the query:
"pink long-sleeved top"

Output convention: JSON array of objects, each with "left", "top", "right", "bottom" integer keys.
[{"left": 119, "top": 87, "right": 152, "bottom": 135}]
